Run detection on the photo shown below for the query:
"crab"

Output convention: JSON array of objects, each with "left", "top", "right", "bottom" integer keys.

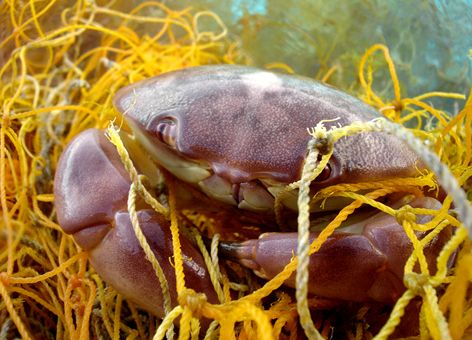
[{"left": 54, "top": 65, "right": 452, "bottom": 319}]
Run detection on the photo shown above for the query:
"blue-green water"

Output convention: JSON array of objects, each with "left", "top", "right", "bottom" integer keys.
[{"left": 171, "top": 0, "right": 471, "bottom": 112}]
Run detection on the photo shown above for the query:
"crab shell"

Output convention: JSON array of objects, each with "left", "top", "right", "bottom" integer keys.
[{"left": 114, "top": 65, "right": 421, "bottom": 212}]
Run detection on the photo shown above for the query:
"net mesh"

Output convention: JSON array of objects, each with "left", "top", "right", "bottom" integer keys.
[{"left": 0, "top": 1, "right": 471, "bottom": 339}]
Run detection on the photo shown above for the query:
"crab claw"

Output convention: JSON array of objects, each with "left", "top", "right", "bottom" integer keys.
[
  {"left": 54, "top": 129, "right": 218, "bottom": 317},
  {"left": 219, "top": 197, "right": 453, "bottom": 304}
]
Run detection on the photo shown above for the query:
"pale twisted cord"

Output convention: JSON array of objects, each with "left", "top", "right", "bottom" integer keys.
[
  {"left": 191, "top": 229, "right": 226, "bottom": 303},
  {"left": 106, "top": 125, "right": 169, "bottom": 217},
  {"left": 128, "top": 183, "right": 175, "bottom": 340},
  {"left": 300, "top": 118, "right": 466, "bottom": 340},
  {"left": 373, "top": 290, "right": 416, "bottom": 340},
  {"left": 210, "top": 234, "right": 222, "bottom": 280},
  {"left": 370, "top": 118, "right": 472, "bottom": 238},
  {"left": 153, "top": 306, "right": 183, "bottom": 340},
  {"left": 203, "top": 320, "right": 220, "bottom": 340},
  {"left": 329, "top": 119, "right": 471, "bottom": 238},
  {"left": 368, "top": 118, "right": 465, "bottom": 340},
  {"left": 106, "top": 124, "right": 175, "bottom": 338},
  {"left": 296, "top": 133, "right": 328, "bottom": 340},
  {"left": 329, "top": 118, "right": 462, "bottom": 340}
]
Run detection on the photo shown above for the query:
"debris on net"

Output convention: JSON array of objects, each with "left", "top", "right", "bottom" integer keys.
[{"left": 0, "top": 1, "right": 471, "bottom": 339}]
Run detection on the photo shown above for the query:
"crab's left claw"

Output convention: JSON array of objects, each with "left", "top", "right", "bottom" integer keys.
[{"left": 219, "top": 197, "right": 454, "bottom": 304}]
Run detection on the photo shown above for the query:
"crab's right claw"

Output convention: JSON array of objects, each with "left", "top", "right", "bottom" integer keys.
[{"left": 54, "top": 129, "right": 218, "bottom": 317}]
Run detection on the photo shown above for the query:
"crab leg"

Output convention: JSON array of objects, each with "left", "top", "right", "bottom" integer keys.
[{"left": 219, "top": 197, "right": 453, "bottom": 304}]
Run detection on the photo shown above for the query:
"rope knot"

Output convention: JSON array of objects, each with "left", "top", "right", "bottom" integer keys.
[
  {"left": 391, "top": 99, "right": 404, "bottom": 112},
  {"left": 395, "top": 204, "right": 417, "bottom": 225},
  {"left": 2, "top": 115, "right": 10, "bottom": 129},
  {"left": 403, "top": 272, "right": 430, "bottom": 296},
  {"left": 313, "top": 136, "right": 333, "bottom": 155},
  {"left": 307, "top": 123, "right": 334, "bottom": 155},
  {"left": 178, "top": 288, "right": 207, "bottom": 318},
  {"left": 0, "top": 272, "right": 10, "bottom": 287}
]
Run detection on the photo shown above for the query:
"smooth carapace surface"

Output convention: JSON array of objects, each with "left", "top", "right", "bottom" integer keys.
[{"left": 114, "top": 65, "right": 420, "bottom": 189}]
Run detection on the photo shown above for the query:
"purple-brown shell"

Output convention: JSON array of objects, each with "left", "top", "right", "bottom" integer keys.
[{"left": 114, "top": 65, "right": 420, "bottom": 186}]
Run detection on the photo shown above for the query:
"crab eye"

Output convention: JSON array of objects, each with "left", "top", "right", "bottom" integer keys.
[
  {"left": 315, "top": 163, "right": 331, "bottom": 182},
  {"left": 155, "top": 117, "right": 176, "bottom": 147}
]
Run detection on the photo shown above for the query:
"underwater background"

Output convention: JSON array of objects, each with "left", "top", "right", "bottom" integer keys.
[{"left": 171, "top": 0, "right": 472, "bottom": 106}]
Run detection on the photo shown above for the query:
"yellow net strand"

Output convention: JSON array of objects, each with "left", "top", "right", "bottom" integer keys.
[
  {"left": 8, "top": 252, "right": 85, "bottom": 284},
  {"left": 92, "top": 274, "right": 114, "bottom": 337},
  {"left": 79, "top": 278, "right": 96, "bottom": 340},
  {"left": 0, "top": 278, "right": 33, "bottom": 340},
  {"left": 1, "top": 0, "right": 470, "bottom": 336},
  {"left": 8, "top": 286, "right": 63, "bottom": 320},
  {"left": 373, "top": 290, "right": 416, "bottom": 340},
  {"left": 178, "top": 308, "right": 193, "bottom": 340},
  {"left": 313, "top": 173, "right": 437, "bottom": 199},
  {"left": 190, "top": 317, "right": 201, "bottom": 340},
  {"left": 413, "top": 91, "right": 466, "bottom": 101},
  {"left": 210, "top": 234, "right": 227, "bottom": 298},
  {"left": 359, "top": 44, "right": 402, "bottom": 108},
  {"left": 203, "top": 320, "right": 220, "bottom": 340},
  {"left": 435, "top": 226, "right": 468, "bottom": 281},
  {"left": 128, "top": 301, "right": 147, "bottom": 340},
  {"left": 63, "top": 277, "right": 77, "bottom": 338},
  {"left": 398, "top": 208, "right": 430, "bottom": 275},
  {"left": 193, "top": 11, "right": 228, "bottom": 42},
  {"left": 371, "top": 119, "right": 472, "bottom": 235},
  {"left": 424, "top": 285, "right": 452, "bottom": 340},
  {"left": 106, "top": 125, "right": 169, "bottom": 217},
  {"left": 227, "top": 301, "right": 274, "bottom": 340},
  {"left": 166, "top": 176, "right": 186, "bottom": 295},
  {"left": 447, "top": 253, "right": 472, "bottom": 339},
  {"left": 113, "top": 293, "right": 123, "bottom": 340},
  {"left": 92, "top": 3, "right": 195, "bottom": 34},
  {"left": 154, "top": 306, "right": 183, "bottom": 340},
  {"left": 461, "top": 92, "right": 472, "bottom": 166},
  {"left": 1, "top": 48, "right": 26, "bottom": 276},
  {"left": 402, "top": 98, "right": 449, "bottom": 127},
  {"left": 0, "top": 0, "right": 58, "bottom": 50},
  {"left": 192, "top": 230, "right": 226, "bottom": 303}
]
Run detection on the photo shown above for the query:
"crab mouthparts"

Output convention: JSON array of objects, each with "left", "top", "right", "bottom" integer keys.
[{"left": 122, "top": 124, "right": 365, "bottom": 219}]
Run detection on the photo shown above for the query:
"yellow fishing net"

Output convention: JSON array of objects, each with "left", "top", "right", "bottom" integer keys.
[{"left": 1, "top": 1, "right": 471, "bottom": 339}]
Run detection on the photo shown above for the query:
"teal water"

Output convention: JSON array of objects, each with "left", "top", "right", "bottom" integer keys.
[{"left": 172, "top": 0, "right": 471, "bottom": 112}]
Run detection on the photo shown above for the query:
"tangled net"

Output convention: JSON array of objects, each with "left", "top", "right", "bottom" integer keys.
[{"left": 0, "top": 1, "right": 471, "bottom": 339}]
